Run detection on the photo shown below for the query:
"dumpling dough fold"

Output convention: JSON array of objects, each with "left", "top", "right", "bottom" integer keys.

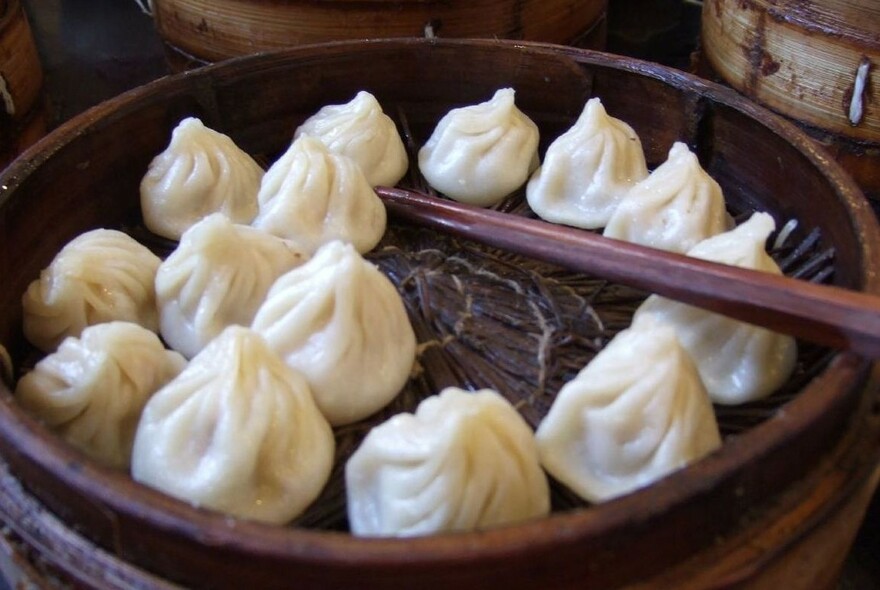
[
  {"left": 22, "top": 229, "right": 161, "bottom": 353},
  {"left": 156, "top": 213, "right": 305, "bottom": 359},
  {"left": 252, "top": 241, "right": 416, "bottom": 426},
  {"left": 635, "top": 212, "right": 797, "bottom": 405},
  {"left": 140, "top": 117, "right": 263, "bottom": 240},
  {"left": 418, "top": 88, "right": 539, "bottom": 207},
  {"left": 294, "top": 90, "right": 409, "bottom": 188},
  {"left": 603, "top": 142, "right": 730, "bottom": 253},
  {"left": 16, "top": 322, "right": 185, "bottom": 469},
  {"left": 536, "top": 314, "right": 722, "bottom": 503},
  {"left": 346, "top": 387, "right": 550, "bottom": 537},
  {"left": 527, "top": 97, "right": 648, "bottom": 229},
  {"left": 131, "top": 326, "right": 334, "bottom": 524},
  {"left": 252, "top": 135, "right": 387, "bottom": 255}
]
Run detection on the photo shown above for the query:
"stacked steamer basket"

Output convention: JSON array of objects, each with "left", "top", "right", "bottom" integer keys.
[
  {"left": 701, "top": 0, "right": 880, "bottom": 200},
  {"left": 0, "top": 39, "right": 879, "bottom": 589},
  {"left": 150, "top": 0, "right": 609, "bottom": 70},
  {"left": 0, "top": 0, "right": 46, "bottom": 168}
]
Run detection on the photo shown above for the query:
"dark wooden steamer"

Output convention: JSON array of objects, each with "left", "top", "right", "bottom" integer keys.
[
  {"left": 0, "top": 0, "right": 47, "bottom": 168},
  {"left": 151, "top": 0, "right": 608, "bottom": 71},
  {"left": 0, "top": 39, "right": 878, "bottom": 589},
  {"left": 700, "top": 0, "right": 880, "bottom": 199}
]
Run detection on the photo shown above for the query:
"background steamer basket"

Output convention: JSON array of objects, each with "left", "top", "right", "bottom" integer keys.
[
  {"left": 700, "top": 0, "right": 880, "bottom": 200},
  {"left": 150, "top": 0, "right": 609, "bottom": 70},
  {"left": 0, "top": 0, "right": 46, "bottom": 168},
  {"left": 0, "top": 39, "right": 879, "bottom": 589}
]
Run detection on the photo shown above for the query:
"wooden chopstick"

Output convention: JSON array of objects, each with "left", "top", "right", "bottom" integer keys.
[{"left": 376, "top": 187, "right": 880, "bottom": 359}]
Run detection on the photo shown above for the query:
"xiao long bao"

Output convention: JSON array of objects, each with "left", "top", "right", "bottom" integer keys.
[
  {"left": 527, "top": 97, "right": 648, "bottom": 229},
  {"left": 140, "top": 117, "right": 264, "bottom": 241},
  {"left": 635, "top": 212, "right": 797, "bottom": 405},
  {"left": 15, "top": 322, "right": 185, "bottom": 469},
  {"left": 251, "top": 241, "right": 416, "bottom": 426},
  {"left": 418, "top": 88, "right": 540, "bottom": 207},
  {"left": 346, "top": 387, "right": 550, "bottom": 537},
  {"left": 132, "top": 326, "right": 334, "bottom": 525},
  {"left": 156, "top": 213, "right": 306, "bottom": 359},
  {"left": 293, "top": 90, "right": 409, "bottom": 188},
  {"left": 22, "top": 229, "right": 161, "bottom": 353},
  {"left": 251, "top": 135, "right": 387, "bottom": 255},
  {"left": 536, "top": 314, "right": 722, "bottom": 503},
  {"left": 603, "top": 142, "right": 730, "bottom": 254}
]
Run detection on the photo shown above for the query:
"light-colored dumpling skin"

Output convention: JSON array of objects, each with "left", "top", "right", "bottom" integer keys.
[
  {"left": 346, "top": 387, "right": 550, "bottom": 537},
  {"left": 156, "top": 213, "right": 306, "bottom": 359},
  {"left": 635, "top": 212, "right": 797, "bottom": 405},
  {"left": 131, "top": 326, "right": 334, "bottom": 524},
  {"left": 15, "top": 322, "right": 186, "bottom": 469},
  {"left": 526, "top": 97, "right": 648, "bottom": 229},
  {"left": 536, "top": 314, "right": 722, "bottom": 503},
  {"left": 251, "top": 135, "right": 387, "bottom": 255},
  {"left": 294, "top": 90, "right": 409, "bottom": 188},
  {"left": 22, "top": 229, "right": 161, "bottom": 353},
  {"left": 251, "top": 241, "right": 416, "bottom": 426},
  {"left": 418, "top": 88, "right": 540, "bottom": 207},
  {"left": 140, "top": 117, "right": 264, "bottom": 240},
  {"left": 603, "top": 142, "right": 730, "bottom": 254}
]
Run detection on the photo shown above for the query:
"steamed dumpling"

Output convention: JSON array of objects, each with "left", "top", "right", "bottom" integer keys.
[
  {"left": 251, "top": 241, "right": 416, "bottom": 426},
  {"left": 603, "top": 142, "right": 730, "bottom": 254},
  {"left": 15, "top": 322, "right": 185, "bottom": 469},
  {"left": 140, "top": 117, "right": 264, "bottom": 240},
  {"left": 635, "top": 212, "right": 797, "bottom": 405},
  {"left": 22, "top": 229, "right": 161, "bottom": 352},
  {"left": 131, "top": 326, "right": 334, "bottom": 524},
  {"left": 252, "top": 135, "right": 387, "bottom": 255},
  {"left": 526, "top": 98, "right": 648, "bottom": 229},
  {"left": 156, "top": 213, "right": 306, "bottom": 359},
  {"left": 294, "top": 91, "right": 409, "bottom": 188},
  {"left": 346, "top": 387, "right": 550, "bottom": 537},
  {"left": 536, "top": 314, "right": 722, "bottom": 503},
  {"left": 418, "top": 88, "right": 540, "bottom": 207}
]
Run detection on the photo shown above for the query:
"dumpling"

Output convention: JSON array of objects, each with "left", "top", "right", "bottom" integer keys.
[
  {"left": 251, "top": 135, "right": 387, "bottom": 255},
  {"left": 635, "top": 212, "right": 797, "bottom": 405},
  {"left": 22, "top": 229, "right": 161, "bottom": 353},
  {"left": 294, "top": 90, "right": 409, "bottom": 188},
  {"left": 15, "top": 322, "right": 186, "bottom": 469},
  {"left": 603, "top": 142, "right": 730, "bottom": 254},
  {"left": 251, "top": 241, "right": 416, "bottom": 426},
  {"left": 418, "top": 88, "right": 540, "bottom": 207},
  {"left": 536, "top": 314, "right": 722, "bottom": 503},
  {"left": 140, "top": 117, "right": 264, "bottom": 240},
  {"left": 156, "top": 213, "right": 306, "bottom": 359},
  {"left": 131, "top": 326, "right": 334, "bottom": 524},
  {"left": 526, "top": 97, "right": 648, "bottom": 229},
  {"left": 346, "top": 387, "right": 550, "bottom": 537}
]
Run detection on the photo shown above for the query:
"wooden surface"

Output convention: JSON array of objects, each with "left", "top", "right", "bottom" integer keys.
[
  {"left": 0, "top": 0, "right": 44, "bottom": 167},
  {"left": 152, "top": 0, "right": 608, "bottom": 68},
  {"left": 700, "top": 0, "right": 880, "bottom": 197},
  {"left": 0, "top": 38, "right": 878, "bottom": 588}
]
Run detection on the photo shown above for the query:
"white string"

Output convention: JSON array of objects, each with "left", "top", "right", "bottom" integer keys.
[
  {"left": 849, "top": 58, "right": 870, "bottom": 127},
  {"left": 132, "top": 0, "right": 154, "bottom": 17}
]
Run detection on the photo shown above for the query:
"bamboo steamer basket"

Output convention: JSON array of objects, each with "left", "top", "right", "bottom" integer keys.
[
  {"left": 0, "top": 39, "right": 879, "bottom": 589},
  {"left": 151, "top": 0, "right": 608, "bottom": 70},
  {"left": 0, "top": 0, "right": 46, "bottom": 168},
  {"left": 701, "top": 0, "right": 880, "bottom": 198}
]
